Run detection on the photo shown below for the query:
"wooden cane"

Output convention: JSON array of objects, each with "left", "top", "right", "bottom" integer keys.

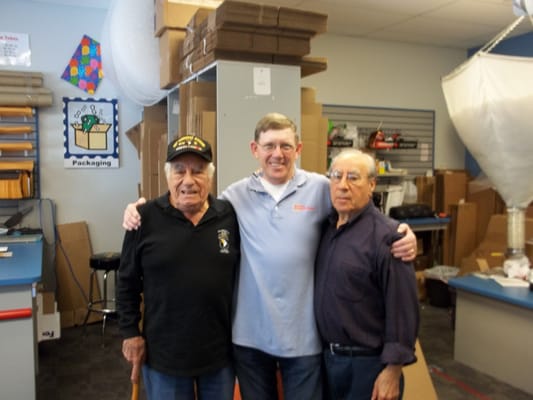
[{"left": 131, "top": 382, "right": 139, "bottom": 400}]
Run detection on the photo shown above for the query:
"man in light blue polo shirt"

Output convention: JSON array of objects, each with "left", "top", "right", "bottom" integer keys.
[{"left": 122, "top": 113, "right": 417, "bottom": 400}]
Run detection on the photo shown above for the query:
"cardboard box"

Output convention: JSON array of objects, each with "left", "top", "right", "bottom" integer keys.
[
  {"left": 200, "top": 111, "right": 217, "bottom": 195},
  {"left": 186, "top": 6, "right": 213, "bottom": 32},
  {"left": 202, "top": 29, "right": 277, "bottom": 55},
  {"left": 178, "top": 81, "right": 216, "bottom": 136},
  {"left": 301, "top": 86, "right": 316, "bottom": 104},
  {"left": 460, "top": 214, "right": 533, "bottom": 275},
  {"left": 272, "top": 55, "right": 328, "bottom": 78},
  {"left": 159, "top": 28, "right": 187, "bottom": 89},
  {"left": 55, "top": 221, "right": 101, "bottom": 328},
  {"left": 159, "top": 132, "right": 168, "bottom": 196},
  {"left": 435, "top": 169, "right": 469, "bottom": 214},
  {"left": 126, "top": 104, "right": 167, "bottom": 200},
  {"left": 183, "top": 48, "right": 273, "bottom": 79},
  {"left": 125, "top": 123, "right": 141, "bottom": 158},
  {"left": 37, "top": 310, "right": 61, "bottom": 342},
  {"left": 182, "top": 9, "right": 212, "bottom": 57},
  {"left": 277, "top": 35, "right": 310, "bottom": 56},
  {"left": 415, "top": 176, "right": 436, "bottom": 211},
  {"left": 300, "top": 86, "right": 327, "bottom": 174},
  {"left": 194, "top": 25, "right": 310, "bottom": 57},
  {"left": 448, "top": 202, "right": 477, "bottom": 267},
  {"left": 300, "top": 115, "right": 328, "bottom": 174},
  {"left": 207, "top": 1, "right": 278, "bottom": 31},
  {"left": 154, "top": 0, "right": 214, "bottom": 37},
  {"left": 415, "top": 271, "right": 427, "bottom": 301},
  {"left": 466, "top": 185, "right": 506, "bottom": 246},
  {"left": 301, "top": 101, "right": 322, "bottom": 115},
  {"left": 278, "top": 7, "right": 328, "bottom": 35},
  {"left": 37, "top": 291, "right": 56, "bottom": 315}
]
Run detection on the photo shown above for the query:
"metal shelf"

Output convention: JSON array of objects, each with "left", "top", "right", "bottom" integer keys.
[{"left": 0, "top": 106, "right": 40, "bottom": 208}]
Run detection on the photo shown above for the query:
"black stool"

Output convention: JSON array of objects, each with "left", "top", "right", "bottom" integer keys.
[{"left": 82, "top": 252, "right": 121, "bottom": 345}]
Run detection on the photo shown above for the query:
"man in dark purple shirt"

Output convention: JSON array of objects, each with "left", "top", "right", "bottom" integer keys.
[{"left": 314, "top": 149, "right": 419, "bottom": 400}]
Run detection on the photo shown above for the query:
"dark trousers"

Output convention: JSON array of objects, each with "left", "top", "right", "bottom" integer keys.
[
  {"left": 323, "top": 350, "right": 404, "bottom": 400},
  {"left": 233, "top": 344, "right": 323, "bottom": 400},
  {"left": 142, "top": 364, "right": 235, "bottom": 400}
]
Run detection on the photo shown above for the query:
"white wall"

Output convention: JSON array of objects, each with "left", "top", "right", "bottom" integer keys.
[
  {"left": 1, "top": 1, "right": 142, "bottom": 253},
  {"left": 1, "top": 1, "right": 467, "bottom": 253}
]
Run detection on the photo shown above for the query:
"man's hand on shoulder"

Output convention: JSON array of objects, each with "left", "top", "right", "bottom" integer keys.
[
  {"left": 391, "top": 223, "right": 417, "bottom": 261},
  {"left": 122, "top": 197, "right": 146, "bottom": 230}
]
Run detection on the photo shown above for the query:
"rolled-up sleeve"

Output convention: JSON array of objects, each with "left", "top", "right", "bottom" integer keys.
[{"left": 380, "top": 242, "right": 419, "bottom": 366}]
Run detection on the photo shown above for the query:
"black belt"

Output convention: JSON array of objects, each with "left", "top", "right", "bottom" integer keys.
[{"left": 327, "top": 343, "right": 382, "bottom": 357}]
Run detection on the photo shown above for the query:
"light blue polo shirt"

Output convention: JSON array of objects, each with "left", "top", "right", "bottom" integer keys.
[{"left": 221, "top": 169, "right": 331, "bottom": 357}]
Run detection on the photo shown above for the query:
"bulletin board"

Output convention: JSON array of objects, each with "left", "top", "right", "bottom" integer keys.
[{"left": 323, "top": 104, "right": 435, "bottom": 178}]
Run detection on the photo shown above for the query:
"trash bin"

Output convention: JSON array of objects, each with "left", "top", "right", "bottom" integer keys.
[{"left": 423, "top": 266, "right": 459, "bottom": 308}]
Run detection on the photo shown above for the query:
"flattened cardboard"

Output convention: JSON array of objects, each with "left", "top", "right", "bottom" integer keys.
[
  {"left": 200, "top": 111, "right": 217, "bottom": 195},
  {"left": 142, "top": 104, "right": 167, "bottom": 199},
  {"left": 154, "top": 0, "right": 213, "bottom": 37},
  {"left": 435, "top": 169, "right": 469, "bottom": 214},
  {"left": 278, "top": 7, "right": 328, "bottom": 35},
  {"left": 403, "top": 340, "right": 439, "bottom": 400},
  {"left": 159, "top": 28, "right": 187, "bottom": 89},
  {"left": 466, "top": 185, "right": 506, "bottom": 246},
  {"left": 208, "top": 1, "right": 278, "bottom": 31},
  {"left": 449, "top": 202, "right": 477, "bottom": 267},
  {"left": 301, "top": 115, "right": 328, "bottom": 174},
  {"left": 55, "top": 221, "right": 100, "bottom": 328}
]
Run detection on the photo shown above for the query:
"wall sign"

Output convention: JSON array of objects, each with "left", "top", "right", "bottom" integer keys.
[
  {"left": 0, "top": 32, "right": 31, "bottom": 66},
  {"left": 63, "top": 97, "right": 119, "bottom": 168}
]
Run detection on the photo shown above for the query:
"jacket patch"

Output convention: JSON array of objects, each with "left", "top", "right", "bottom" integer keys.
[{"left": 218, "top": 229, "right": 230, "bottom": 254}]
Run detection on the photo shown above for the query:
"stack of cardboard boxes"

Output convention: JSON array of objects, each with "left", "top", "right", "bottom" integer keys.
[
  {"left": 156, "top": 0, "right": 328, "bottom": 88},
  {"left": 300, "top": 87, "right": 328, "bottom": 174},
  {"left": 126, "top": 1, "right": 331, "bottom": 200},
  {"left": 125, "top": 104, "right": 168, "bottom": 199},
  {"left": 415, "top": 169, "right": 533, "bottom": 277}
]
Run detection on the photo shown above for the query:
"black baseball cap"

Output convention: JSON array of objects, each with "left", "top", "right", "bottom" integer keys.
[{"left": 166, "top": 135, "right": 212, "bottom": 162}]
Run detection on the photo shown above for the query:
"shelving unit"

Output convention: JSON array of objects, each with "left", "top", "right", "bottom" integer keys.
[
  {"left": 0, "top": 106, "right": 40, "bottom": 216},
  {"left": 167, "top": 60, "right": 301, "bottom": 193}
]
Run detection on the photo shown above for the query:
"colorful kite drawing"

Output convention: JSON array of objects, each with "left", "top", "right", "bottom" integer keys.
[{"left": 61, "top": 35, "right": 103, "bottom": 94}]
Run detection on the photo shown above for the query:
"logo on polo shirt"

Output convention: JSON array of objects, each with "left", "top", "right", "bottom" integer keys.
[{"left": 292, "top": 203, "right": 316, "bottom": 211}]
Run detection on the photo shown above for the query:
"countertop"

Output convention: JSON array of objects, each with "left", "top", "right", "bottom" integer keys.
[
  {"left": 0, "top": 236, "right": 43, "bottom": 286},
  {"left": 449, "top": 274, "right": 533, "bottom": 310}
]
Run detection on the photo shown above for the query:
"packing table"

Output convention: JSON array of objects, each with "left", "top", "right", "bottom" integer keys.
[{"left": 449, "top": 274, "right": 533, "bottom": 395}]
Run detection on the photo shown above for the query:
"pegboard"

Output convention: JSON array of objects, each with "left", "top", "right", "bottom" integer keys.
[{"left": 323, "top": 104, "right": 435, "bottom": 178}]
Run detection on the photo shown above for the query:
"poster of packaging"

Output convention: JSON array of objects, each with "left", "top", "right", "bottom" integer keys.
[
  {"left": 0, "top": 32, "right": 31, "bottom": 66},
  {"left": 63, "top": 97, "right": 119, "bottom": 168}
]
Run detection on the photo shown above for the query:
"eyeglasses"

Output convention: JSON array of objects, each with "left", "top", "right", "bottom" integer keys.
[
  {"left": 257, "top": 142, "right": 295, "bottom": 153},
  {"left": 327, "top": 170, "right": 365, "bottom": 184}
]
